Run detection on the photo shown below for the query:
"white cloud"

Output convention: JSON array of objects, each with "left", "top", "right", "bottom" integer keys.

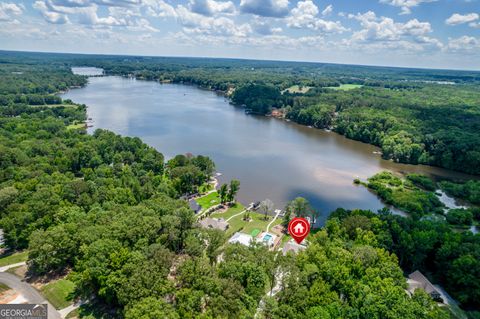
[
  {"left": 286, "top": 1, "right": 346, "bottom": 33},
  {"left": 379, "top": 0, "right": 438, "bottom": 15},
  {"left": 447, "top": 35, "right": 480, "bottom": 51},
  {"left": 189, "top": 0, "right": 235, "bottom": 17},
  {"left": 240, "top": 0, "right": 289, "bottom": 17},
  {"left": 144, "top": 0, "right": 177, "bottom": 18},
  {"left": 346, "top": 11, "right": 442, "bottom": 52},
  {"left": 321, "top": 4, "right": 333, "bottom": 17},
  {"left": 33, "top": 0, "right": 157, "bottom": 30},
  {"left": 251, "top": 19, "right": 282, "bottom": 35},
  {"left": 33, "top": 1, "right": 70, "bottom": 24},
  {"left": 445, "top": 13, "right": 479, "bottom": 25},
  {"left": 0, "top": 2, "right": 23, "bottom": 21},
  {"left": 48, "top": 0, "right": 142, "bottom": 7},
  {"left": 176, "top": 5, "right": 251, "bottom": 37},
  {"left": 350, "top": 11, "right": 432, "bottom": 41}
]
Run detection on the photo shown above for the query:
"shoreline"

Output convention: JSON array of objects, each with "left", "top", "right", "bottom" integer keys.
[
  {"left": 89, "top": 72, "right": 479, "bottom": 180},
  {"left": 65, "top": 72, "right": 479, "bottom": 223}
]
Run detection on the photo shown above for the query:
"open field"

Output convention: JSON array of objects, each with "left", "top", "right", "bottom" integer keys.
[{"left": 325, "top": 84, "right": 363, "bottom": 90}]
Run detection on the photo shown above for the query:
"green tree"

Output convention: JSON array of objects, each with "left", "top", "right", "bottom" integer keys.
[
  {"left": 218, "top": 183, "right": 228, "bottom": 204},
  {"left": 227, "top": 179, "right": 240, "bottom": 203},
  {"left": 125, "top": 297, "right": 179, "bottom": 319},
  {"left": 259, "top": 199, "right": 274, "bottom": 221}
]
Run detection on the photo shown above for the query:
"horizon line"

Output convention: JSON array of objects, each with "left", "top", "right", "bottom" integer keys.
[{"left": 1, "top": 48, "right": 480, "bottom": 73}]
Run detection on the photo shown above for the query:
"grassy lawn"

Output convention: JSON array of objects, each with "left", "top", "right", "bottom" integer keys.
[
  {"left": 0, "top": 283, "right": 10, "bottom": 293},
  {"left": 40, "top": 279, "right": 75, "bottom": 310},
  {"left": 67, "top": 122, "right": 86, "bottom": 130},
  {"left": 212, "top": 202, "right": 245, "bottom": 220},
  {"left": 66, "top": 309, "right": 79, "bottom": 319},
  {"left": 0, "top": 251, "right": 28, "bottom": 267},
  {"left": 196, "top": 192, "right": 220, "bottom": 210},
  {"left": 227, "top": 211, "right": 282, "bottom": 237},
  {"left": 325, "top": 84, "right": 363, "bottom": 91}
]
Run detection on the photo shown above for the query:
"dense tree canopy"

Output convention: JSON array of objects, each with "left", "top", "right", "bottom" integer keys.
[{"left": 0, "top": 52, "right": 478, "bottom": 318}]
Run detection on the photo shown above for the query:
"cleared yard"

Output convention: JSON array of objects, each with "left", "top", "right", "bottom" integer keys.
[
  {"left": 0, "top": 251, "right": 28, "bottom": 267},
  {"left": 195, "top": 192, "right": 220, "bottom": 210},
  {"left": 67, "top": 122, "right": 86, "bottom": 130},
  {"left": 227, "top": 211, "right": 282, "bottom": 237},
  {"left": 40, "top": 279, "right": 75, "bottom": 310},
  {"left": 211, "top": 202, "right": 245, "bottom": 220}
]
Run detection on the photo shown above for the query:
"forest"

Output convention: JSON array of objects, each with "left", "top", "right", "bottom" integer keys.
[{"left": 0, "top": 51, "right": 479, "bottom": 318}]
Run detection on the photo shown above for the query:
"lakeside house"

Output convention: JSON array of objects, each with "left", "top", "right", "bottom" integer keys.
[
  {"left": 407, "top": 270, "right": 443, "bottom": 302},
  {"left": 270, "top": 109, "right": 285, "bottom": 118},
  {"left": 188, "top": 199, "right": 202, "bottom": 214},
  {"left": 228, "top": 232, "right": 253, "bottom": 246},
  {"left": 282, "top": 239, "right": 307, "bottom": 255},
  {"left": 199, "top": 218, "right": 229, "bottom": 231}
]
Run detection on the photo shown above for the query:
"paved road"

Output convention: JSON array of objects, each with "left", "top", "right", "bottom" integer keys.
[{"left": 0, "top": 272, "right": 61, "bottom": 319}]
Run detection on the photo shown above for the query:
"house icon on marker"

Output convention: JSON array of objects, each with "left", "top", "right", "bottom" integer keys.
[{"left": 293, "top": 223, "right": 305, "bottom": 234}]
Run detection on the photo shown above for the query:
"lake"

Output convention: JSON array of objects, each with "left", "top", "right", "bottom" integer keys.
[{"left": 62, "top": 71, "right": 476, "bottom": 224}]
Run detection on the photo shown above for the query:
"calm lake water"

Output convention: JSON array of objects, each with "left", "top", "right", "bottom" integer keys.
[{"left": 62, "top": 72, "right": 476, "bottom": 224}]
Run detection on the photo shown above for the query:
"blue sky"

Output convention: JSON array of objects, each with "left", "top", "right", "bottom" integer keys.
[{"left": 0, "top": 0, "right": 479, "bottom": 69}]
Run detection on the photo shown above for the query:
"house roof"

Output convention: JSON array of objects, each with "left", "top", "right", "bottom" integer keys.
[
  {"left": 188, "top": 199, "right": 201, "bottom": 212},
  {"left": 408, "top": 270, "right": 440, "bottom": 295},
  {"left": 228, "top": 232, "right": 253, "bottom": 246},
  {"left": 282, "top": 240, "right": 306, "bottom": 255},
  {"left": 199, "top": 217, "right": 229, "bottom": 231}
]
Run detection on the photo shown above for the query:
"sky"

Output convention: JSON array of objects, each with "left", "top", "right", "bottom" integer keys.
[{"left": 0, "top": 0, "right": 479, "bottom": 70}]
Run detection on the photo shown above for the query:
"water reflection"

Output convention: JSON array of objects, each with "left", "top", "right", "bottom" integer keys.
[{"left": 62, "top": 75, "right": 478, "bottom": 225}]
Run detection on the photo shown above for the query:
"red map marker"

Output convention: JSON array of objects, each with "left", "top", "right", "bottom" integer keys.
[{"left": 288, "top": 217, "right": 310, "bottom": 244}]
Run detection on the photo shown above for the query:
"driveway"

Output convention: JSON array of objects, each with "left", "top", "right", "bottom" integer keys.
[{"left": 0, "top": 272, "right": 61, "bottom": 319}]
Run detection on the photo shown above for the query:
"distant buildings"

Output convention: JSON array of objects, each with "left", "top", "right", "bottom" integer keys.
[{"left": 199, "top": 218, "right": 229, "bottom": 231}]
